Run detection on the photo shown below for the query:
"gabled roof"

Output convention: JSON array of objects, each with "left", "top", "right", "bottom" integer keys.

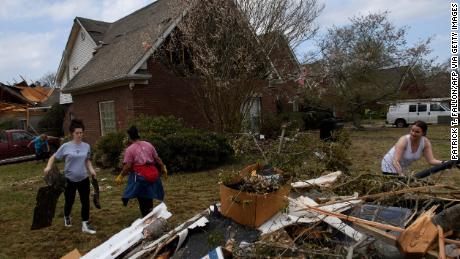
[
  {"left": 76, "top": 17, "right": 111, "bottom": 44},
  {"left": 63, "top": 0, "right": 177, "bottom": 93}
]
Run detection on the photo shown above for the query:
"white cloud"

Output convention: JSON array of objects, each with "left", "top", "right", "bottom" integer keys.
[
  {"left": 0, "top": 0, "right": 155, "bottom": 22},
  {"left": 0, "top": 31, "right": 60, "bottom": 82},
  {"left": 100, "top": 0, "right": 155, "bottom": 22}
]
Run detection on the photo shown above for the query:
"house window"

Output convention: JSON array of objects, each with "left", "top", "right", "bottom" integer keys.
[{"left": 99, "top": 101, "right": 116, "bottom": 136}]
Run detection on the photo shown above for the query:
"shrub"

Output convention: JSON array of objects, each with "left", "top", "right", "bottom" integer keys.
[
  {"left": 38, "top": 103, "right": 67, "bottom": 136},
  {"left": 260, "top": 112, "right": 305, "bottom": 139},
  {"left": 93, "top": 132, "right": 125, "bottom": 169},
  {"left": 260, "top": 115, "right": 283, "bottom": 139},
  {"left": 0, "top": 119, "right": 17, "bottom": 130},
  {"left": 130, "top": 115, "right": 189, "bottom": 136},
  {"left": 93, "top": 116, "right": 234, "bottom": 172},
  {"left": 143, "top": 131, "right": 233, "bottom": 171}
]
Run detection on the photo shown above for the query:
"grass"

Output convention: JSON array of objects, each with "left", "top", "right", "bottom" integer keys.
[{"left": 0, "top": 123, "right": 457, "bottom": 258}]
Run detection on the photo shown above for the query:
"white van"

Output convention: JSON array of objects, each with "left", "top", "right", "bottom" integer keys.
[{"left": 386, "top": 99, "right": 451, "bottom": 127}]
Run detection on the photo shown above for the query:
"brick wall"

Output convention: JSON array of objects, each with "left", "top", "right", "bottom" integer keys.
[
  {"left": 65, "top": 58, "right": 296, "bottom": 144},
  {"left": 132, "top": 59, "right": 210, "bottom": 130},
  {"left": 65, "top": 86, "right": 134, "bottom": 144}
]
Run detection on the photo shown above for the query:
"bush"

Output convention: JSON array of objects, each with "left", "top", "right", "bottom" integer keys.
[
  {"left": 260, "top": 112, "right": 305, "bottom": 139},
  {"left": 0, "top": 119, "right": 17, "bottom": 130},
  {"left": 93, "top": 116, "right": 234, "bottom": 172},
  {"left": 38, "top": 103, "right": 67, "bottom": 136},
  {"left": 153, "top": 132, "right": 233, "bottom": 171},
  {"left": 131, "top": 115, "right": 189, "bottom": 136},
  {"left": 93, "top": 132, "right": 125, "bottom": 169},
  {"left": 260, "top": 115, "right": 283, "bottom": 139}
]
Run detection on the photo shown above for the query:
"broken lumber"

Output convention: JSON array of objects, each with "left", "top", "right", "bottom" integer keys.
[
  {"left": 81, "top": 203, "right": 171, "bottom": 259},
  {"left": 291, "top": 171, "right": 342, "bottom": 189},
  {"left": 397, "top": 206, "right": 438, "bottom": 258},
  {"left": 300, "top": 204, "right": 405, "bottom": 232},
  {"left": 293, "top": 196, "right": 364, "bottom": 242},
  {"left": 321, "top": 185, "right": 448, "bottom": 206},
  {"left": 438, "top": 225, "right": 446, "bottom": 259}
]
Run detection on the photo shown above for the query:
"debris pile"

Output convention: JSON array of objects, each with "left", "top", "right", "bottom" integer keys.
[{"left": 73, "top": 162, "right": 460, "bottom": 259}]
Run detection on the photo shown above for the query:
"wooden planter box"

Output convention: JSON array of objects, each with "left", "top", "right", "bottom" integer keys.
[{"left": 219, "top": 163, "right": 291, "bottom": 228}]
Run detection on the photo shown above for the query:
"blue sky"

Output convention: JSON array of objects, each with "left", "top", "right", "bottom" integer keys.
[{"left": 0, "top": 0, "right": 452, "bottom": 84}]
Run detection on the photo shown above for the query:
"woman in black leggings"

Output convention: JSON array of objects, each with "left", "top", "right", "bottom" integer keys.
[{"left": 44, "top": 119, "right": 97, "bottom": 234}]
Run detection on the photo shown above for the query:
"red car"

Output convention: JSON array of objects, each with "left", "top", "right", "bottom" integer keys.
[{"left": 0, "top": 129, "right": 60, "bottom": 164}]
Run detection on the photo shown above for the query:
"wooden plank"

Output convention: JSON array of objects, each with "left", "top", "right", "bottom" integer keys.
[
  {"left": 299, "top": 196, "right": 364, "bottom": 242},
  {"left": 321, "top": 185, "right": 447, "bottom": 206},
  {"left": 397, "top": 207, "right": 438, "bottom": 258},
  {"left": 301, "top": 204, "right": 405, "bottom": 232},
  {"left": 438, "top": 225, "right": 446, "bottom": 259},
  {"left": 353, "top": 223, "right": 397, "bottom": 246}
]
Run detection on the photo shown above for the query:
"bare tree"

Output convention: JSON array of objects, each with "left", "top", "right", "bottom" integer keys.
[
  {"left": 38, "top": 72, "right": 57, "bottom": 87},
  {"left": 164, "top": 0, "right": 323, "bottom": 132},
  {"left": 304, "top": 12, "right": 432, "bottom": 127},
  {"left": 236, "top": 0, "right": 323, "bottom": 49}
]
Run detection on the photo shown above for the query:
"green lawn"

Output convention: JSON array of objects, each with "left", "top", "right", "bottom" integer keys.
[{"left": 0, "top": 123, "right": 457, "bottom": 258}]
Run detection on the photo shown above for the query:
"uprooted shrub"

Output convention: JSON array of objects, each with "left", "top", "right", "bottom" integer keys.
[
  {"left": 230, "top": 129, "right": 352, "bottom": 180},
  {"left": 92, "top": 116, "right": 234, "bottom": 172}
]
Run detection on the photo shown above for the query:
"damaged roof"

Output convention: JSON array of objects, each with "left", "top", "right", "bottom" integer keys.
[
  {"left": 0, "top": 82, "right": 56, "bottom": 105},
  {"left": 63, "top": 0, "right": 176, "bottom": 93},
  {"left": 76, "top": 17, "right": 111, "bottom": 44},
  {"left": 0, "top": 102, "right": 28, "bottom": 112}
]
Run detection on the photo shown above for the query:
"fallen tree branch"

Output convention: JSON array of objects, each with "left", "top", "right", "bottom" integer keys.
[{"left": 321, "top": 185, "right": 448, "bottom": 206}]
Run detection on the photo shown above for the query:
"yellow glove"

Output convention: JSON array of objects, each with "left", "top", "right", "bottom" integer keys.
[
  {"left": 115, "top": 174, "right": 124, "bottom": 185},
  {"left": 161, "top": 165, "right": 168, "bottom": 179}
]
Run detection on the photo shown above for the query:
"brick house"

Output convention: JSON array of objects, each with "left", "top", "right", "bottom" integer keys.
[{"left": 57, "top": 0, "right": 299, "bottom": 144}]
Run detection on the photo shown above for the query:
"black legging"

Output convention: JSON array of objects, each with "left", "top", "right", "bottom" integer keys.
[
  {"left": 65, "top": 177, "right": 90, "bottom": 221},
  {"left": 137, "top": 197, "right": 153, "bottom": 217}
]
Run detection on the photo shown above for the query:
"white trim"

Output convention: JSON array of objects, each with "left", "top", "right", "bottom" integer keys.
[
  {"left": 128, "top": 10, "right": 188, "bottom": 75},
  {"left": 98, "top": 100, "right": 115, "bottom": 136},
  {"left": 75, "top": 18, "right": 98, "bottom": 47},
  {"left": 56, "top": 19, "right": 98, "bottom": 86}
]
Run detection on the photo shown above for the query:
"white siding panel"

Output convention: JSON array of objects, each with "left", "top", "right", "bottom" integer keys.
[
  {"left": 68, "top": 28, "right": 96, "bottom": 80},
  {"left": 59, "top": 27, "right": 96, "bottom": 104}
]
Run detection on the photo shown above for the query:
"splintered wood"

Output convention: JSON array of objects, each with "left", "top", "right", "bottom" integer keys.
[{"left": 397, "top": 206, "right": 438, "bottom": 258}]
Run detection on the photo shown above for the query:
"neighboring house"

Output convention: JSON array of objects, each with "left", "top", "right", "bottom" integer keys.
[
  {"left": 58, "top": 0, "right": 299, "bottom": 144},
  {"left": 0, "top": 82, "right": 59, "bottom": 130}
]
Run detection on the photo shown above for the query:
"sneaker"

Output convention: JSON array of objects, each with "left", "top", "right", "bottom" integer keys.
[
  {"left": 82, "top": 221, "right": 96, "bottom": 234},
  {"left": 64, "top": 216, "right": 72, "bottom": 227}
]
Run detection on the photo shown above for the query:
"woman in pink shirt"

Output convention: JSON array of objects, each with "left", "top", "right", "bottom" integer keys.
[{"left": 115, "top": 126, "right": 167, "bottom": 217}]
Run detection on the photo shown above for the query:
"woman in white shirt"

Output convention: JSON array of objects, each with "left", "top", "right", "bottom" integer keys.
[{"left": 381, "top": 120, "right": 443, "bottom": 176}]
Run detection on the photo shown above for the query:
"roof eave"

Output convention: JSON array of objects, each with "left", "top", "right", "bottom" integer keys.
[{"left": 62, "top": 74, "right": 152, "bottom": 95}]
